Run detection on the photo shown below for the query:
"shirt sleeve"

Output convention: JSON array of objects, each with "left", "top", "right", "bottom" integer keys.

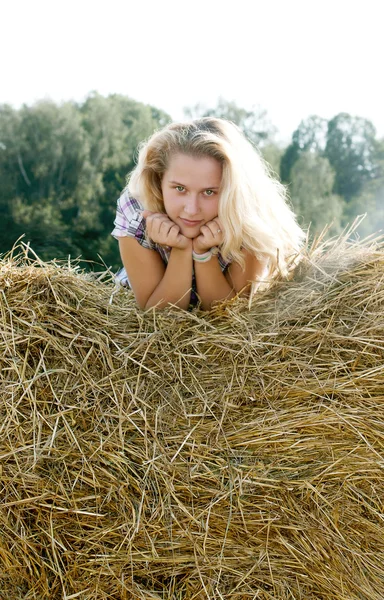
[{"left": 111, "top": 190, "right": 154, "bottom": 250}]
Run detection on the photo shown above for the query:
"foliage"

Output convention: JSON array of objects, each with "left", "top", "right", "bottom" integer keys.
[
  {"left": 289, "top": 152, "right": 343, "bottom": 235},
  {"left": 280, "top": 116, "right": 327, "bottom": 183},
  {"left": 184, "top": 97, "right": 277, "bottom": 148},
  {"left": 325, "top": 113, "right": 378, "bottom": 201},
  {"left": 260, "top": 143, "right": 284, "bottom": 178},
  {"left": 281, "top": 113, "right": 384, "bottom": 238},
  {"left": 344, "top": 138, "right": 384, "bottom": 237},
  {"left": 0, "top": 95, "right": 170, "bottom": 269}
]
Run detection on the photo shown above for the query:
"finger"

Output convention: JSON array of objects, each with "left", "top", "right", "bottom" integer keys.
[
  {"left": 207, "top": 219, "right": 222, "bottom": 236},
  {"left": 142, "top": 210, "right": 154, "bottom": 219},
  {"left": 146, "top": 213, "right": 169, "bottom": 235},
  {"left": 167, "top": 224, "right": 181, "bottom": 242},
  {"left": 160, "top": 220, "right": 175, "bottom": 237},
  {"left": 214, "top": 219, "right": 223, "bottom": 235},
  {"left": 199, "top": 224, "right": 215, "bottom": 239}
]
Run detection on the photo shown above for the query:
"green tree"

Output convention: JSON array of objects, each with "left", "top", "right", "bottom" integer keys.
[
  {"left": 325, "top": 113, "right": 378, "bottom": 201},
  {"left": 0, "top": 100, "right": 99, "bottom": 258},
  {"left": 289, "top": 151, "right": 344, "bottom": 236},
  {"left": 79, "top": 93, "right": 171, "bottom": 267},
  {"left": 0, "top": 105, "right": 23, "bottom": 248},
  {"left": 260, "top": 143, "right": 284, "bottom": 178},
  {"left": 344, "top": 137, "right": 384, "bottom": 236},
  {"left": 184, "top": 97, "right": 277, "bottom": 147},
  {"left": 0, "top": 95, "right": 171, "bottom": 269},
  {"left": 280, "top": 115, "right": 327, "bottom": 183},
  {"left": 280, "top": 113, "right": 384, "bottom": 238}
]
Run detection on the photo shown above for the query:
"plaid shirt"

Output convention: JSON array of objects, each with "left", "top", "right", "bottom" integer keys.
[{"left": 112, "top": 189, "right": 231, "bottom": 306}]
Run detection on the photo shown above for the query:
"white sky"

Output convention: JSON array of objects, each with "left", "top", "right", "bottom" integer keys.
[{"left": 1, "top": 0, "right": 383, "bottom": 144}]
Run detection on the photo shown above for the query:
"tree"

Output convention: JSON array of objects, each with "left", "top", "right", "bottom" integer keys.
[
  {"left": 325, "top": 113, "right": 378, "bottom": 201},
  {"left": 289, "top": 152, "right": 344, "bottom": 236},
  {"left": 260, "top": 143, "right": 285, "bottom": 179},
  {"left": 0, "top": 100, "right": 95, "bottom": 257},
  {"left": 79, "top": 93, "right": 171, "bottom": 267},
  {"left": 184, "top": 97, "right": 277, "bottom": 148},
  {"left": 0, "top": 105, "right": 23, "bottom": 249},
  {"left": 0, "top": 95, "right": 171, "bottom": 269},
  {"left": 344, "top": 137, "right": 384, "bottom": 236},
  {"left": 292, "top": 115, "right": 328, "bottom": 154},
  {"left": 280, "top": 116, "right": 327, "bottom": 183},
  {"left": 280, "top": 113, "right": 383, "bottom": 238}
]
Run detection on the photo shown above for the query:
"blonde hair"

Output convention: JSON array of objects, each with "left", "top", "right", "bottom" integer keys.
[{"left": 127, "top": 117, "right": 305, "bottom": 274}]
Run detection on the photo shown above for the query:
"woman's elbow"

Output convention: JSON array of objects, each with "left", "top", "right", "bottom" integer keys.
[{"left": 143, "top": 295, "right": 190, "bottom": 311}]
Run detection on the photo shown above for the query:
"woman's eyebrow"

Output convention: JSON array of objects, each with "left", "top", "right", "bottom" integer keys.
[{"left": 168, "top": 180, "right": 220, "bottom": 189}]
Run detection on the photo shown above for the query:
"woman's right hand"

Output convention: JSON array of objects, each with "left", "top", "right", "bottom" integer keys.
[{"left": 142, "top": 211, "right": 191, "bottom": 250}]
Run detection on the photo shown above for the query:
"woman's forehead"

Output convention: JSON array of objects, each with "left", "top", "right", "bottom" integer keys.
[{"left": 164, "top": 153, "right": 222, "bottom": 185}]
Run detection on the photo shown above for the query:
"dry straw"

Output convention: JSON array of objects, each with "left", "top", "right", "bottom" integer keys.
[{"left": 1, "top": 230, "right": 384, "bottom": 599}]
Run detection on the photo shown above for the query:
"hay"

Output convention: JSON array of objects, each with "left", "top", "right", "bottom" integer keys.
[{"left": 1, "top": 236, "right": 384, "bottom": 600}]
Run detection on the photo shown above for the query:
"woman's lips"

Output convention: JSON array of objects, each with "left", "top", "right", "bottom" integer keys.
[{"left": 180, "top": 218, "right": 203, "bottom": 227}]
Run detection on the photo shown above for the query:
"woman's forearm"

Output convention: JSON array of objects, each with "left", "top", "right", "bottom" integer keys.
[
  {"left": 194, "top": 257, "right": 236, "bottom": 310},
  {"left": 145, "top": 247, "right": 193, "bottom": 310}
]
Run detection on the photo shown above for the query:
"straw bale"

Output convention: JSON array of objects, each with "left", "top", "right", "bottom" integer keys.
[{"left": 1, "top": 236, "right": 384, "bottom": 599}]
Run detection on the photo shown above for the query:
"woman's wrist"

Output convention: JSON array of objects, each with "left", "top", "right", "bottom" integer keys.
[
  {"left": 192, "top": 247, "right": 219, "bottom": 263},
  {"left": 169, "top": 239, "right": 193, "bottom": 252}
]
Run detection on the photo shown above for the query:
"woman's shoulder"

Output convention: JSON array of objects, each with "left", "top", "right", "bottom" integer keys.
[
  {"left": 112, "top": 189, "right": 148, "bottom": 243},
  {"left": 117, "top": 189, "right": 144, "bottom": 216}
]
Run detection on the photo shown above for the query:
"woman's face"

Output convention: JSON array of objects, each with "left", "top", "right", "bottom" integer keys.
[{"left": 161, "top": 153, "right": 222, "bottom": 238}]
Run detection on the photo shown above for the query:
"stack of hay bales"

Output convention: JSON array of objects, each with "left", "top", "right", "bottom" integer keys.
[{"left": 1, "top": 238, "right": 384, "bottom": 600}]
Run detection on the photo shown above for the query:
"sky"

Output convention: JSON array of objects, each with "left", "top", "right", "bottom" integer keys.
[{"left": 1, "top": 0, "right": 383, "bottom": 144}]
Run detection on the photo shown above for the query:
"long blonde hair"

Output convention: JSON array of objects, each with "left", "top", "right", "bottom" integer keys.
[{"left": 127, "top": 117, "right": 305, "bottom": 273}]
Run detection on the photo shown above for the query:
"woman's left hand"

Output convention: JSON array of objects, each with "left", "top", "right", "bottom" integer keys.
[{"left": 193, "top": 219, "right": 223, "bottom": 254}]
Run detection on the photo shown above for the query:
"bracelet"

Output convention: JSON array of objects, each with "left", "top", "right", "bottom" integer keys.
[{"left": 192, "top": 247, "right": 219, "bottom": 263}]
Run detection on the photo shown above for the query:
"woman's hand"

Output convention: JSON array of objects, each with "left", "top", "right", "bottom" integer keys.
[
  {"left": 193, "top": 218, "right": 223, "bottom": 254},
  {"left": 143, "top": 211, "right": 191, "bottom": 250}
]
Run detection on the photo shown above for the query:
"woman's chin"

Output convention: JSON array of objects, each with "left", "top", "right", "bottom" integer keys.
[
  {"left": 179, "top": 228, "right": 200, "bottom": 239},
  {"left": 183, "top": 232, "right": 198, "bottom": 239}
]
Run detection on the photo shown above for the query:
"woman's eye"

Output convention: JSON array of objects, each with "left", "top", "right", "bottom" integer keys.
[
  {"left": 176, "top": 185, "right": 185, "bottom": 192},
  {"left": 205, "top": 189, "right": 214, "bottom": 196}
]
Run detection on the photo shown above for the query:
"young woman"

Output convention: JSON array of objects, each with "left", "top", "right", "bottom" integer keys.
[{"left": 112, "top": 118, "right": 304, "bottom": 310}]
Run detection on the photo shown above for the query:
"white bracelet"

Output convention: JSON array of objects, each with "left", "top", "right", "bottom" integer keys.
[
  {"left": 192, "top": 249, "right": 212, "bottom": 262},
  {"left": 192, "top": 247, "right": 219, "bottom": 263}
]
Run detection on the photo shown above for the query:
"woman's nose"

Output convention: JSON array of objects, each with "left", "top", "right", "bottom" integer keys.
[{"left": 184, "top": 194, "right": 199, "bottom": 215}]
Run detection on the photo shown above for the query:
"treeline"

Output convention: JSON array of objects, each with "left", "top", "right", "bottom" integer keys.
[
  {"left": 1, "top": 94, "right": 383, "bottom": 270},
  {"left": 0, "top": 93, "right": 170, "bottom": 269}
]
